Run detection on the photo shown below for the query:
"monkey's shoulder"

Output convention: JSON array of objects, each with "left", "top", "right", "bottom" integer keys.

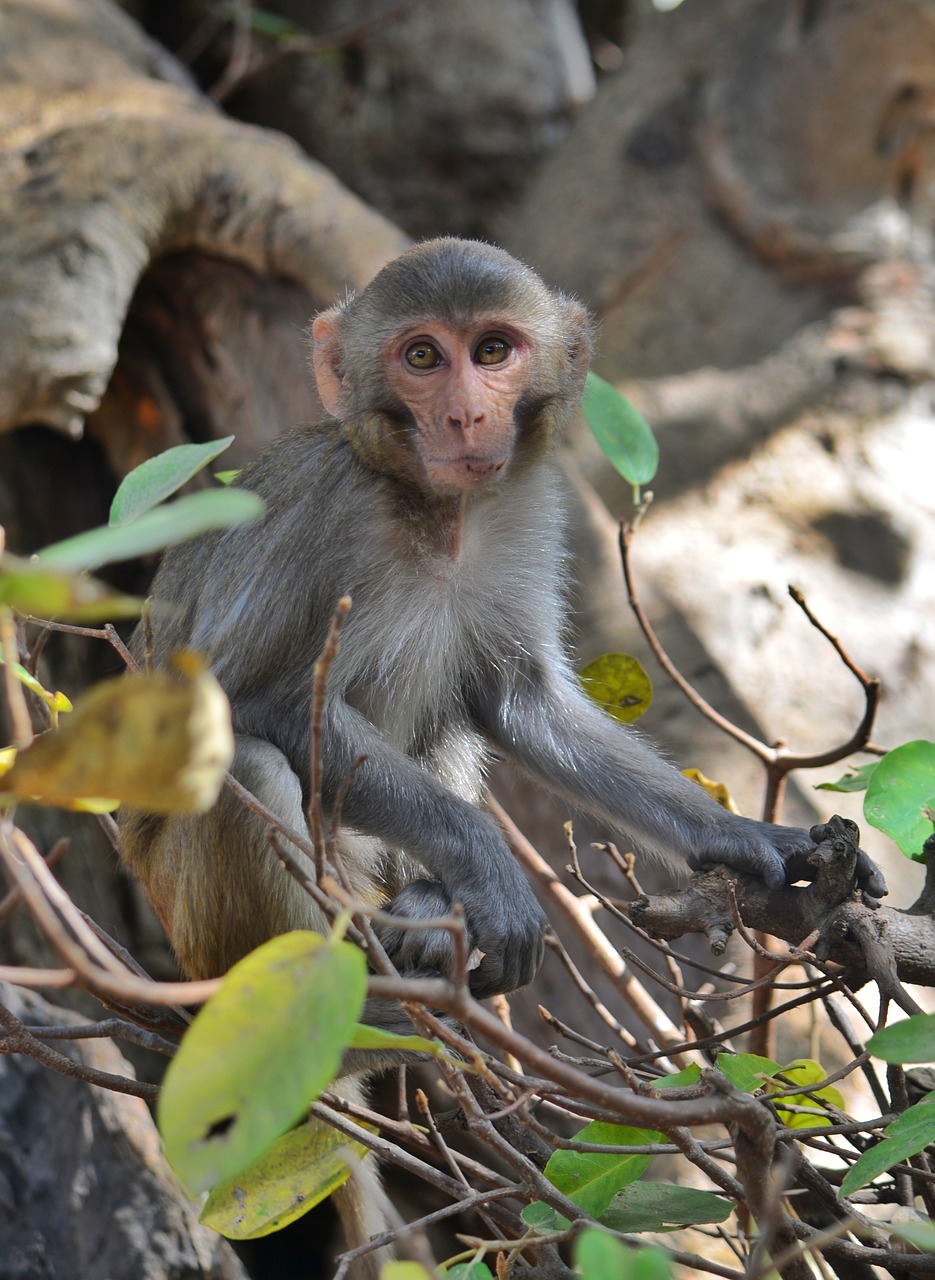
[{"left": 234, "top": 421, "right": 344, "bottom": 492}]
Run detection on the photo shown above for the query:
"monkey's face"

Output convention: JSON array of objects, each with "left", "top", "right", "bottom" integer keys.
[
  {"left": 310, "top": 238, "right": 594, "bottom": 498},
  {"left": 380, "top": 319, "right": 531, "bottom": 495}
]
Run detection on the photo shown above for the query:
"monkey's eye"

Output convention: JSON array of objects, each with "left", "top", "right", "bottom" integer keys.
[
  {"left": 474, "top": 336, "right": 511, "bottom": 366},
  {"left": 404, "top": 340, "right": 442, "bottom": 369}
]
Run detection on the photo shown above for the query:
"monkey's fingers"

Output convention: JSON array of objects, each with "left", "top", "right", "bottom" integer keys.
[{"left": 854, "top": 849, "right": 888, "bottom": 898}]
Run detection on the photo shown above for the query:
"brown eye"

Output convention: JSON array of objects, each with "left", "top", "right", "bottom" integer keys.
[
  {"left": 405, "top": 340, "right": 441, "bottom": 369},
  {"left": 474, "top": 336, "right": 511, "bottom": 366}
]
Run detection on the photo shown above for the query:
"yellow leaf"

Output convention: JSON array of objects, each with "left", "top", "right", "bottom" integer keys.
[
  {"left": 0, "top": 552, "right": 142, "bottom": 621},
  {"left": 0, "top": 654, "right": 233, "bottom": 813},
  {"left": 581, "top": 652, "right": 653, "bottom": 724},
  {"left": 767, "top": 1059, "right": 846, "bottom": 1129},
  {"left": 200, "top": 1115, "right": 371, "bottom": 1239},
  {"left": 0, "top": 747, "right": 16, "bottom": 778},
  {"left": 683, "top": 768, "right": 741, "bottom": 814}
]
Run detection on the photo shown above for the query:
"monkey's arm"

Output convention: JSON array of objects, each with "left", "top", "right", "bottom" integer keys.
[
  {"left": 314, "top": 699, "right": 547, "bottom": 997},
  {"left": 474, "top": 658, "right": 887, "bottom": 897}
]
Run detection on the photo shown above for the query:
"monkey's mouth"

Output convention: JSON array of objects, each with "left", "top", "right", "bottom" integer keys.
[{"left": 424, "top": 454, "right": 509, "bottom": 491}]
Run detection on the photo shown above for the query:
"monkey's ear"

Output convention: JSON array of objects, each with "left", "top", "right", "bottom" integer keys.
[
  {"left": 565, "top": 300, "right": 594, "bottom": 402},
  {"left": 311, "top": 310, "right": 346, "bottom": 419}
]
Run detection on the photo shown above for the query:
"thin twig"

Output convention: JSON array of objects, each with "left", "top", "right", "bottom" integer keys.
[
  {"left": 210, "top": 0, "right": 427, "bottom": 102},
  {"left": 309, "top": 596, "right": 352, "bottom": 881},
  {"left": 0, "top": 609, "right": 32, "bottom": 748},
  {"left": 0, "top": 1002, "right": 159, "bottom": 1101}
]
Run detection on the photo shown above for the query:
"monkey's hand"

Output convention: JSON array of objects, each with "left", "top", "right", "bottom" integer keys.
[
  {"left": 689, "top": 817, "right": 888, "bottom": 898},
  {"left": 378, "top": 870, "right": 547, "bottom": 999}
]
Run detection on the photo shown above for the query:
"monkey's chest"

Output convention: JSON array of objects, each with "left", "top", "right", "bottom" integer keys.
[{"left": 343, "top": 580, "right": 488, "bottom": 756}]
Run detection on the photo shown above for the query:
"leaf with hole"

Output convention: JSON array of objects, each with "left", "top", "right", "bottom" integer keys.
[
  {"left": 200, "top": 1114, "right": 370, "bottom": 1239},
  {"left": 581, "top": 653, "right": 652, "bottom": 724},
  {"left": 159, "top": 930, "right": 367, "bottom": 1195}
]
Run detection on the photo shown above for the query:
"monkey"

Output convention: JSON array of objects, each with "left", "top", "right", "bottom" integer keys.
[{"left": 119, "top": 237, "right": 886, "bottom": 1270}]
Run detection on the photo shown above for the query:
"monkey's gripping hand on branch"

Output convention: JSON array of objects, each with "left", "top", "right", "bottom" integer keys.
[
  {"left": 377, "top": 873, "right": 547, "bottom": 998},
  {"left": 474, "top": 656, "right": 888, "bottom": 903},
  {"left": 685, "top": 815, "right": 888, "bottom": 899}
]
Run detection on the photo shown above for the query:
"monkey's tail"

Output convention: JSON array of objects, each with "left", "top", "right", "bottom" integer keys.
[{"left": 331, "top": 1078, "right": 396, "bottom": 1279}]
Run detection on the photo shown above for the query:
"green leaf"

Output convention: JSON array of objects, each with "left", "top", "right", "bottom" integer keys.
[
  {"left": 653, "top": 1064, "right": 702, "bottom": 1089},
  {"left": 0, "top": 657, "right": 72, "bottom": 715},
  {"left": 446, "top": 1264, "right": 494, "bottom": 1279},
  {"left": 864, "top": 741, "right": 935, "bottom": 860},
  {"left": 521, "top": 1200, "right": 571, "bottom": 1233},
  {"left": 250, "top": 7, "right": 305, "bottom": 38},
  {"left": 540, "top": 1064, "right": 701, "bottom": 1224},
  {"left": 381, "top": 1266, "right": 436, "bottom": 1280},
  {"left": 888, "top": 1221, "right": 935, "bottom": 1252},
  {"left": 714, "top": 1052, "right": 781, "bottom": 1093},
  {"left": 109, "top": 437, "right": 235, "bottom": 526},
  {"left": 38, "top": 489, "right": 264, "bottom": 574},
  {"left": 158, "top": 931, "right": 366, "bottom": 1195},
  {"left": 544, "top": 1122, "right": 659, "bottom": 1218},
  {"left": 840, "top": 1093, "right": 935, "bottom": 1197},
  {"left": 574, "top": 1229, "right": 631, "bottom": 1278},
  {"left": 0, "top": 554, "right": 143, "bottom": 621},
  {"left": 200, "top": 1114, "right": 369, "bottom": 1239},
  {"left": 601, "top": 1182, "right": 732, "bottom": 1233},
  {"left": 582, "top": 371, "right": 658, "bottom": 493},
  {"left": 630, "top": 1250, "right": 674, "bottom": 1280},
  {"left": 349, "top": 1024, "right": 443, "bottom": 1055},
  {"left": 815, "top": 761, "right": 878, "bottom": 793},
  {"left": 580, "top": 653, "right": 653, "bottom": 724},
  {"left": 575, "top": 1230, "right": 672, "bottom": 1279},
  {"left": 867, "top": 1013, "right": 935, "bottom": 1064},
  {"left": 214, "top": 469, "right": 240, "bottom": 486}
]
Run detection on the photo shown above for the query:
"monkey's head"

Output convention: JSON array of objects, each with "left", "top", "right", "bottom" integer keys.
[{"left": 311, "top": 238, "right": 593, "bottom": 497}]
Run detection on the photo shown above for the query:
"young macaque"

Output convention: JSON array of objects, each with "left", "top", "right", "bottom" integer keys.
[{"left": 119, "top": 238, "right": 885, "bottom": 1266}]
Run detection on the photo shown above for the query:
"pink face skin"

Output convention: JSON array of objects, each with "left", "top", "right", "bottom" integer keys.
[{"left": 383, "top": 321, "right": 531, "bottom": 494}]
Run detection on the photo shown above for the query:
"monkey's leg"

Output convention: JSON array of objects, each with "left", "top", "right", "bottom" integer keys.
[
  {"left": 120, "top": 735, "right": 333, "bottom": 977},
  {"left": 121, "top": 736, "right": 397, "bottom": 1270},
  {"left": 329, "top": 1076, "right": 396, "bottom": 1280}
]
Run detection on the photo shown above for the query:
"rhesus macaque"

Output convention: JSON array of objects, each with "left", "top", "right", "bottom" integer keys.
[{"left": 119, "top": 238, "right": 885, "bottom": 1267}]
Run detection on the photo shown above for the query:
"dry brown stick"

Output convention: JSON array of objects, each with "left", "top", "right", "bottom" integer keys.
[
  {"left": 309, "top": 595, "right": 352, "bottom": 881},
  {"left": 487, "top": 793, "right": 692, "bottom": 1057},
  {"left": 0, "top": 822, "right": 218, "bottom": 1005},
  {"left": 0, "top": 836, "right": 69, "bottom": 922},
  {"left": 0, "top": 609, "right": 32, "bottom": 749}
]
